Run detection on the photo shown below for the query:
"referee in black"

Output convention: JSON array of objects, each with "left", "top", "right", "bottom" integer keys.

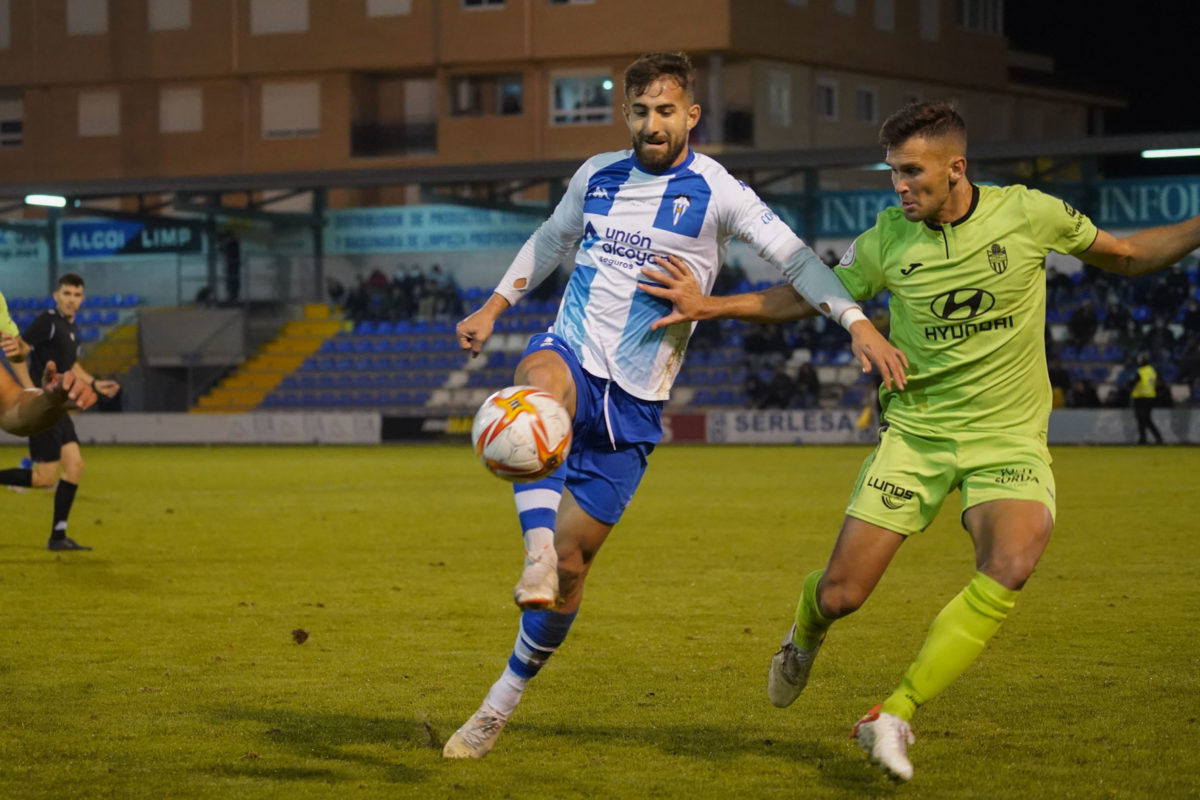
[{"left": 0, "top": 273, "right": 120, "bottom": 550}]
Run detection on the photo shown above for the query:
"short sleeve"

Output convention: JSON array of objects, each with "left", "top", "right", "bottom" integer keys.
[
  {"left": 832, "top": 224, "right": 886, "bottom": 301},
  {"left": 1024, "top": 188, "right": 1098, "bottom": 256},
  {"left": 0, "top": 293, "right": 17, "bottom": 338}
]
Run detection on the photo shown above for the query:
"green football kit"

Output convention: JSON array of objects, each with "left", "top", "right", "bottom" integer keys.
[
  {"left": 834, "top": 183, "right": 1098, "bottom": 534},
  {"left": 790, "top": 183, "right": 1102, "bottom": 730},
  {"left": 0, "top": 290, "right": 18, "bottom": 338}
]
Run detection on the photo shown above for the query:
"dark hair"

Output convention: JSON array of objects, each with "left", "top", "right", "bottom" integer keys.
[
  {"left": 623, "top": 52, "right": 695, "bottom": 100},
  {"left": 878, "top": 102, "right": 967, "bottom": 149},
  {"left": 57, "top": 272, "right": 85, "bottom": 289}
]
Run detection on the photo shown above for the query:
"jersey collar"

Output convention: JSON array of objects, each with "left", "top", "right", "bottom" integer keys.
[{"left": 923, "top": 183, "right": 980, "bottom": 231}]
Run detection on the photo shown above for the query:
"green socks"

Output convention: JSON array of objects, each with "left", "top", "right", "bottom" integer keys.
[
  {"left": 880, "top": 571, "right": 1018, "bottom": 722},
  {"left": 793, "top": 569, "right": 833, "bottom": 650}
]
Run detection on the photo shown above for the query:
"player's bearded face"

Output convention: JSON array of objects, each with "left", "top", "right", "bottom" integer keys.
[{"left": 624, "top": 78, "right": 699, "bottom": 172}]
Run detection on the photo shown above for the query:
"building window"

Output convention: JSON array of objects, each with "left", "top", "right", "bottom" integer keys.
[
  {"left": 78, "top": 90, "right": 120, "bottom": 137},
  {"left": 498, "top": 75, "right": 523, "bottom": 115},
  {"left": 856, "top": 86, "right": 878, "bottom": 125},
  {"left": 957, "top": 0, "right": 1002, "bottom": 34},
  {"left": 834, "top": 0, "right": 855, "bottom": 14},
  {"left": 919, "top": 0, "right": 939, "bottom": 40},
  {"left": 461, "top": 0, "right": 505, "bottom": 7},
  {"left": 67, "top": 0, "right": 108, "bottom": 35},
  {"left": 366, "top": 0, "right": 411, "bottom": 15},
  {"left": 874, "top": 0, "right": 894, "bottom": 30},
  {"left": 261, "top": 81, "right": 320, "bottom": 138},
  {"left": 250, "top": 0, "right": 308, "bottom": 34},
  {"left": 148, "top": 0, "right": 190, "bottom": 30},
  {"left": 815, "top": 79, "right": 838, "bottom": 121},
  {"left": 0, "top": 0, "right": 11, "bottom": 50},
  {"left": 448, "top": 74, "right": 523, "bottom": 116},
  {"left": 160, "top": 87, "right": 203, "bottom": 133},
  {"left": 767, "top": 71, "right": 791, "bottom": 127},
  {"left": 0, "top": 90, "right": 22, "bottom": 148},
  {"left": 551, "top": 74, "right": 612, "bottom": 125}
]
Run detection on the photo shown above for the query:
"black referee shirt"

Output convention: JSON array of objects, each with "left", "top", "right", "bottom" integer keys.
[{"left": 23, "top": 308, "right": 79, "bottom": 383}]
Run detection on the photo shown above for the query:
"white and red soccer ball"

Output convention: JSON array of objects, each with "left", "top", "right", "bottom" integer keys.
[{"left": 472, "top": 385, "right": 572, "bottom": 482}]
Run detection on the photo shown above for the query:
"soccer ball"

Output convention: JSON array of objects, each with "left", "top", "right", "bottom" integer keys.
[{"left": 472, "top": 385, "right": 572, "bottom": 482}]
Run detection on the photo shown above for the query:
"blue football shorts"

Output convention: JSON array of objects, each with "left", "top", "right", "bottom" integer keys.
[{"left": 521, "top": 333, "right": 663, "bottom": 525}]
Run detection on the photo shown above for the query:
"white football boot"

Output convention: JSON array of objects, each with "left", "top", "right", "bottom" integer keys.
[
  {"left": 442, "top": 706, "right": 509, "bottom": 759},
  {"left": 852, "top": 704, "right": 916, "bottom": 782},
  {"left": 513, "top": 549, "right": 559, "bottom": 610},
  {"left": 766, "top": 624, "right": 823, "bottom": 708}
]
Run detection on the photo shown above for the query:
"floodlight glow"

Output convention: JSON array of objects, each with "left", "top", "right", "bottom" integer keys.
[
  {"left": 602, "top": 79, "right": 613, "bottom": 91},
  {"left": 24, "top": 194, "right": 67, "bottom": 208},
  {"left": 862, "top": 162, "right": 891, "bottom": 171},
  {"left": 1141, "top": 148, "right": 1200, "bottom": 159}
]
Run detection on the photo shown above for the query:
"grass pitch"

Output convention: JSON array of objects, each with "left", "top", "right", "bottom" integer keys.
[{"left": 0, "top": 443, "right": 1197, "bottom": 799}]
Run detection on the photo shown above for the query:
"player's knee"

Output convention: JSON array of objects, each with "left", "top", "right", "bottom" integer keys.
[
  {"left": 63, "top": 459, "right": 84, "bottom": 483},
  {"left": 816, "top": 579, "right": 868, "bottom": 619}
]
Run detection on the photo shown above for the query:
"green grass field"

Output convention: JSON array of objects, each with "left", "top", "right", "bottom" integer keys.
[{"left": 0, "top": 443, "right": 1197, "bottom": 799}]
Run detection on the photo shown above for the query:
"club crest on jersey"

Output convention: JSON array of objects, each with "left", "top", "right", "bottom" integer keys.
[
  {"left": 986, "top": 243, "right": 1008, "bottom": 274},
  {"left": 672, "top": 194, "right": 691, "bottom": 225}
]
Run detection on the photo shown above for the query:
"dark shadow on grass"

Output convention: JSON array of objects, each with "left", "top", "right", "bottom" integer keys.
[
  {"left": 510, "top": 720, "right": 901, "bottom": 794},
  {"left": 207, "top": 707, "right": 435, "bottom": 785}
]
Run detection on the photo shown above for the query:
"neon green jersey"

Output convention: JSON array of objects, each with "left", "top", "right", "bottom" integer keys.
[
  {"left": 834, "top": 184, "right": 1098, "bottom": 442},
  {"left": 0, "top": 289, "right": 18, "bottom": 338}
]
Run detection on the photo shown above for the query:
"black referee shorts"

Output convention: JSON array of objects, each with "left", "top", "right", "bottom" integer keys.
[{"left": 28, "top": 414, "right": 79, "bottom": 463}]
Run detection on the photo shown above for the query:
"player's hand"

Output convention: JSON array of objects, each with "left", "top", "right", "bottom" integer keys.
[
  {"left": 0, "top": 333, "right": 20, "bottom": 360},
  {"left": 456, "top": 309, "right": 497, "bottom": 358},
  {"left": 93, "top": 379, "right": 120, "bottom": 398},
  {"left": 457, "top": 294, "right": 514, "bottom": 357},
  {"left": 640, "top": 254, "right": 710, "bottom": 331},
  {"left": 41, "top": 361, "right": 97, "bottom": 411},
  {"left": 848, "top": 319, "right": 909, "bottom": 391}
]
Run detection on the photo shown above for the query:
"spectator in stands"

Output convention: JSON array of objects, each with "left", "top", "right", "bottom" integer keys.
[
  {"left": 1101, "top": 301, "right": 1131, "bottom": 335},
  {"left": 1066, "top": 378, "right": 1100, "bottom": 408},
  {"left": 1143, "top": 317, "right": 1176, "bottom": 355},
  {"left": 1182, "top": 299, "right": 1200, "bottom": 333},
  {"left": 1166, "top": 264, "right": 1191, "bottom": 307},
  {"left": 1047, "top": 357, "right": 1071, "bottom": 405},
  {"left": 1147, "top": 276, "right": 1176, "bottom": 318},
  {"left": 794, "top": 361, "right": 821, "bottom": 409},
  {"left": 1046, "top": 266, "right": 1074, "bottom": 307},
  {"left": 1067, "top": 299, "right": 1098, "bottom": 348},
  {"left": 1130, "top": 354, "right": 1164, "bottom": 444},
  {"left": 219, "top": 230, "right": 242, "bottom": 303},
  {"left": 760, "top": 365, "right": 798, "bottom": 409},
  {"left": 1178, "top": 335, "right": 1200, "bottom": 391},
  {"left": 326, "top": 276, "right": 346, "bottom": 309}
]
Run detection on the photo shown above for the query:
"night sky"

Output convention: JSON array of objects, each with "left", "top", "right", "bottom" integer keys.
[{"left": 1005, "top": 2, "right": 1200, "bottom": 135}]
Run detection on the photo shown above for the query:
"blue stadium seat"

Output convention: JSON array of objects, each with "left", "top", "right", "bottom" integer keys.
[
  {"left": 1059, "top": 346, "right": 1078, "bottom": 361},
  {"left": 1078, "top": 345, "right": 1100, "bottom": 361},
  {"left": 375, "top": 321, "right": 395, "bottom": 336},
  {"left": 355, "top": 320, "right": 377, "bottom": 335}
]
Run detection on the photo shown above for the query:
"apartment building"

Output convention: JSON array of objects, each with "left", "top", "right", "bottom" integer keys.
[{"left": 0, "top": 0, "right": 1109, "bottom": 205}]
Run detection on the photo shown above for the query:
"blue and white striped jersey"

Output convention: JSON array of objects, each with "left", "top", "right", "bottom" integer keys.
[{"left": 495, "top": 148, "right": 861, "bottom": 402}]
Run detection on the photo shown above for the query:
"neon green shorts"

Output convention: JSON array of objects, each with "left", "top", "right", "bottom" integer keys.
[{"left": 845, "top": 426, "right": 1056, "bottom": 536}]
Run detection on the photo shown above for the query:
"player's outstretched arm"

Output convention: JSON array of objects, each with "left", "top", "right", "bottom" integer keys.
[
  {"left": 640, "top": 254, "right": 818, "bottom": 328},
  {"left": 456, "top": 293, "right": 512, "bottom": 357},
  {"left": 1081, "top": 216, "right": 1200, "bottom": 277},
  {"left": 0, "top": 361, "right": 96, "bottom": 437},
  {"left": 641, "top": 255, "right": 908, "bottom": 390},
  {"left": 70, "top": 362, "right": 120, "bottom": 398}
]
